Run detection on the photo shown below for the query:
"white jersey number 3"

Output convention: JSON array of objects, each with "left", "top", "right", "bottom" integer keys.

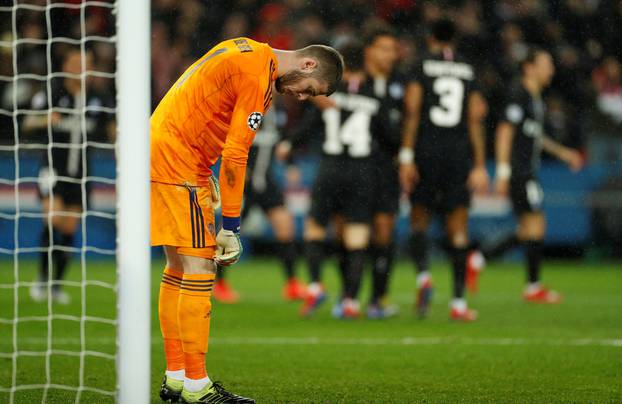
[{"left": 429, "top": 77, "right": 464, "bottom": 128}]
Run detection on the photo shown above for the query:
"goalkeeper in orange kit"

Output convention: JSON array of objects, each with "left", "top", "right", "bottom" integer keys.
[{"left": 151, "top": 37, "right": 343, "bottom": 403}]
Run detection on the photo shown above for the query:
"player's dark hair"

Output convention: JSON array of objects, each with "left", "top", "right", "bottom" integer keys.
[
  {"left": 363, "top": 26, "right": 396, "bottom": 48},
  {"left": 431, "top": 18, "right": 456, "bottom": 43},
  {"left": 338, "top": 40, "right": 364, "bottom": 72},
  {"left": 520, "top": 47, "right": 549, "bottom": 74},
  {"left": 296, "top": 44, "right": 344, "bottom": 95}
]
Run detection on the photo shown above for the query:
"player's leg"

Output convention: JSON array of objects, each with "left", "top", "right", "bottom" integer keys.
[
  {"left": 331, "top": 214, "right": 348, "bottom": 299},
  {"left": 332, "top": 222, "right": 370, "bottom": 319},
  {"left": 368, "top": 159, "right": 400, "bottom": 318},
  {"left": 176, "top": 251, "right": 216, "bottom": 393},
  {"left": 511, "top": 178, "right": 560, "bottom": 303},
  {"left": 445, "top": 207, "right": 477, "bottom": 321},
  {"left": 300, "top": 217, "right": 328, "bottom": 316},
  {"left": 517, "top": 212, "right": 560, "bottom": 303},
  {"left": 334, "top": 164, "right": 374, "bottom": 319},
  {"left": 367, "top": 212, "right": 399, "bottom": 319},
  {"left": 266, "top": 205, "right": 305, "bottom": 301},
  {"left": 158, "top": 245, "right": 186, "bottom": 401},
  {"left": 213, "top": 264, "right": 239, "bottom": 304},
  {"left": 300, "top": 165, "right": 335, "bottom": 316},
  {"left": 35, "top": 195, "right": 61, "bottom": 301},
  {"left": 33, "top": 191, "right": 80, "bottom": 304}
]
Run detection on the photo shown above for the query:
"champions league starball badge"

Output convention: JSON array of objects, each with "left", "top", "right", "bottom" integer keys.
[{"left": 247, "top": 112, "right": 263, "bottom": 131}]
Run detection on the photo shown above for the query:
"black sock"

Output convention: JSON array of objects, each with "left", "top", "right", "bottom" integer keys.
[
  {"left": 53, "top": 232, "right": 74, "bottom": 290},
  {"left": 39, "top": 226, "right": 63, "bottom": 283},
  {"left": 409, "top": 232, "right": 429, "bottom": 274},
  {"left": 216, "top": 266, "right": 225, "bottom": 280},
  {"left": 305, "top": 240, "right": 324, "bottom": 283},
  {"left": 277, "top": 241, "right": 297, "bottom": 280},
  {"left": 336, "top": 243, "right": 348, "bottom": 297},
  {"left": 524, "top": 240, "right": 543, "bottom": 284},
  {"left": 345, "top": 249, "right": 366, "bottom": 299},
  {"left": 484, "top": 234, "right": 519, "bottom": 260},
  {"left": 451, "top": 246, "right": 468, "bottom": 299},
  {"left": 371, "top": 244, "right": 395, "bottom": 304},
  {"left": 39, "top": 225, "right": 52, "bottom": 282}
]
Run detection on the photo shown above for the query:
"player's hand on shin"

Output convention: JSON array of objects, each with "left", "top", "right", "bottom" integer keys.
[
  {"left": 399, "top": 163, "right": 420, "bottom": 194},
  {"left": 215, "top": 229, "right": 243, "bottom": 266},
  {"left": 468, "top": 166, "right": 490, "bottom": 195}
]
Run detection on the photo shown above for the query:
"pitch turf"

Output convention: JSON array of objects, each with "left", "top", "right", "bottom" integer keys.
[{"left": 0, "top": 257, "right": 620, "bottom": 403}]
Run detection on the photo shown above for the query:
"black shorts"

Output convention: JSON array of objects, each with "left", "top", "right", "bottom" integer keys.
[
  {"left": 372, "top": 156, "right": 400, "bottom": 215},
  {"left": 243, "top": 174, "right": 285, "bottom": 215},
  {"left": 410, "top": 150, "right": 470, "bottom": 213},
  {"left": 37, "top": 166, "right": 84, "bottom": 206},
  {"left": 510, "top": 176, "right": 543, "bottom": 215},
  {"left": 309, "top": 157, "right": 375, "bottom": 226}
]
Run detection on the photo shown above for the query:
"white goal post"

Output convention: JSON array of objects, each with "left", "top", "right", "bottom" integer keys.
[{"left": 116, "top": 0, "right": 151, "bottom": 403}]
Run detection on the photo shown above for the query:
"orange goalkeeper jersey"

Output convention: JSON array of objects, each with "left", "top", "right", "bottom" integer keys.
[{"left": 151, "top": 37, "right": 278, "bottom": 217}]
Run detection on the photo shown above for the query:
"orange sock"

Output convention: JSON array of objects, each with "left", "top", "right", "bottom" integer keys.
[
  {"left": 178, "top": 272, "right": 215, "bottom": 380},
  {"left": 159, "top": 267, "right": 185, "bottom": 372}
]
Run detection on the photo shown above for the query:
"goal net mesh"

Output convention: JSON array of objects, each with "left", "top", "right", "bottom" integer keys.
[{"left": 0, "top": 1, "right": 118, "bottom": 402}]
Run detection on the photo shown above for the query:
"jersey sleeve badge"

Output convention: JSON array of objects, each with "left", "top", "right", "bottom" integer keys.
[{"left": 247, "top": 112, "right": 263, "bottom": 131}]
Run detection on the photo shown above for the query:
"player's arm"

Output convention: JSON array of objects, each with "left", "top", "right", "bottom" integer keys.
[
  {"left": 399, "top": 81, "right": 423, "bottom": 194},
  {"left": 216, "top": 74, "right": 265, "bottom": 266},
  {"left": 466, "top": 90, "right": 489, "bottom": 195},
  {"left": 493, "top": 121, "right": 514, "bottom": 196},
  {"left": 22, "top": 91, "right": 61, "bottom": 132},
  {"left": 541, "top": 135, "right": 584, "bottom": 172},
  {"left": 275, "top": 100, "right": 327, "bottom": 161}
]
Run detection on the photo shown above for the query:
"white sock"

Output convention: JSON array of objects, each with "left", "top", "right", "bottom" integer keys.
[
  {"left": 308, "top": 282, "right": 322, "bottom": 296},
  {"left": 184, "top": 376, "right": 211, "bottom": 393},
  {"left": 526, "top": 282, "right": 541, "bottom": 293},
  {"left": 416, "top": 271, "right": 431, "bottom": 287},
  {"left": 165, "top": 369, "right": 185, "bottom": 380},
  {"left": 451, "top": 298, "right": 466, "bottom": 312}
]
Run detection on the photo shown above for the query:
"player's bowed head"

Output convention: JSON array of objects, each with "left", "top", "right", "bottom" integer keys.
[{"left": 272, "top": 44, "right": 344, "bottom": 101}]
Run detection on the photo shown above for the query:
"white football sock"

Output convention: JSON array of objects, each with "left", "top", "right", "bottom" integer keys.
[
  {"left": 451, "top": 298, "right": 467, "bottom": 312},
  {"left": 526, "top": 282, "right": 541, "bottom": 293},
  {"left": 184, "top": 376, "right": 211, "bottom": 392},
  {"left": 307, "top": 282, "right": 322, "bottom": 296},
  {"left": 165, "top": 369, "right": 185, "bottom": 380},
  {"left": 416, "top": 271, "right": 431, "bottom": 287}
]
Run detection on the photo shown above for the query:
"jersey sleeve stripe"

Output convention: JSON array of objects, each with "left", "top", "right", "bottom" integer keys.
[
  {"left": 263, "top": 59, "right": 275, "bottom": 104},
  {"left": 189, "top": 188, "right": 197, "bottom": 248}
]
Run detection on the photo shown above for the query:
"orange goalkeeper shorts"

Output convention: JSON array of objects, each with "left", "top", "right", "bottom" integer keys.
[{"left": 151, "top": 181, "right": 217, "bottom": 259}]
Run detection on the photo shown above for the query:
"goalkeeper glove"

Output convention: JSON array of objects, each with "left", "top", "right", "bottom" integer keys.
[{"left": 215, "top": 217, "right": 242, "bottom": 266}]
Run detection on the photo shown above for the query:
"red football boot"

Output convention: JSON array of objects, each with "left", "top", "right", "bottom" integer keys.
[
  {"left": 213, "top": 279, "right": 239, "bottom": 304},
  {"left": 299, "top": 282, "right": 326, "bottom": 317},
  {"left": 523, "top": 286, "right": 562, "bottom": 304},
  {"left": 283, "top": 278, "right": 307, "bottom": 301},
  {"left": 450, "top": 306, "right": 478, "bottom": 322}
]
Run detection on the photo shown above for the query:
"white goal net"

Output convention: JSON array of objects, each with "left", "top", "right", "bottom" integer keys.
[{"left": 0, "top": 1, "right": 150, "bottom": 402}]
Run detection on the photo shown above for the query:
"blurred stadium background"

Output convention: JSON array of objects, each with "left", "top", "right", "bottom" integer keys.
[{"left": 0, "top": 0, "right": 621, "bottom": 402}]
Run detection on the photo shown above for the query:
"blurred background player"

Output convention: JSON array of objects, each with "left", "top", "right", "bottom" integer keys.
[
  {"left": 399, "top": 19, "right": 488, "bottom": 322},
  {"left": 362, "top": 27, "right": 406, "bottom": 319},
  {"left": 491, "top": 48, "right": 584, "bottom": 304},
  {"left": 281, "top": 41, "right": 394, "bottom": 318},
  {"left": 23, "top": 48, "right": 114, "bottom": 304},
  {"left": 214, "top": 101, "right": 306, "bottom": 304}
]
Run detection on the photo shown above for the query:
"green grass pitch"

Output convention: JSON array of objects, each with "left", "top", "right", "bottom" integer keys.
[{"left": 0, "top": 257, "right": 621, "bottom": 403}]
